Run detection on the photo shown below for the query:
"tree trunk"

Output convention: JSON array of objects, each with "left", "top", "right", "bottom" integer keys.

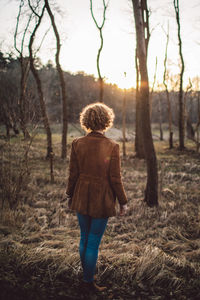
[
  {"left": 195, "top": 92, "right": 200, "bottom": 152},
  {"left": 5, "top": 123, "right": 10, "bottom": 139},
  {"left": 184, "top": 80, "right": 193, "bottom": 140},
  {"left": 186, "top": 116, "right": 195, "bottom": 139},
  {"left": 99, "top": 77, "right": 103, "bottom": 103},
  {"left": 163, "top": 23, "right": 173, "bottom": 148},
  {"left": 166, "top": 89, "right": 173, "bottom": 148},
  {"left": 158, "top": 95, "right": 163, "bottom": 141},
  {"left": 28, "top": 5, "right": 53, "bottom": 159},
  {"left": 45, "top": 0, "right": 68, "bottom": 159},
  {"left": 19, "top": 57, "right": 31, "bottom": 140},
  {"left": 174, "top": 0, "right": 185, "bottom": 150},
  {"left": 135, "top": 48, "right": 145, "bottom": 158},
  {"left": 132, "top": 0, "right": 158, "bottom": 206},
  {"left": 122, "top": 88, "right": 127, "bottom": 158},
  {"left": 14, "top": 1, "right": 31, "bottom": 140},
  {"left": 90, "top": 0, "right": 108, "bottom": 103},
  {"left": 134, "top": 0, "right": 150, "bottom": 159},
  {"left": 149, "top": 57, "right": 157, "bottom": 121}
]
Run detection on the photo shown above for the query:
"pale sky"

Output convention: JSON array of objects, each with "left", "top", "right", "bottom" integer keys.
[{"left": 0, "top": 0, "right": 200, "bottom": 89}]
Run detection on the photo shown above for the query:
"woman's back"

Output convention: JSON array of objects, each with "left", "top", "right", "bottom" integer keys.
[
  {"left": 74, "top": 131, "right": 116, "bottom": 178},
  {"left": 67, "top": 130, "right": 127, "bottom": 218}
]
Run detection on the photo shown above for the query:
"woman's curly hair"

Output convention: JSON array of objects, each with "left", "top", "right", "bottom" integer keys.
[{"left": 80, "top": 102, "right": 115, "bottom": 132}]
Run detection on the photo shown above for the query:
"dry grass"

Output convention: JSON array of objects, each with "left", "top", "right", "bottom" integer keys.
[{"left": 0, "top": 130, "right": 200, "bottom": 299}]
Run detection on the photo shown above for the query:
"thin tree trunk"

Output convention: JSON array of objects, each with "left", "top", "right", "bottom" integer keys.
[
  {"left": 135, "top": 48, "right": 145, "bottom": 158},
  {"left": 184, "top": 79, "right": 193, "bottom": 140},
  {"left": 122, "top": 87, "right": 127, "bottom": 158},
  {"left": 174, "top": 0, "right": 185, "bottom": 150},
  {"left": 163, "top": 23, "right": 173, "bottom": 148},
  {"left": 158, "top": 95, "right": 163, "bottom": 141},
  {"left": 14, "top": 0, "right": 31, "bottom": 139},
  {"left": 166, "top": 89, "right": 173, "bottom": 148},
  {"left": 90, "top": 0, "right": 108, "bottom": 102},
  {"left": 150, "top": 57, "right": 157, "bottom": 120},
  {"left": 6, "top": 124, "right": 10, "bottom": 139},
  {"left": 135, "top": 48, "right": 139, "bottom": 154},
  {"left": 186, "top": 116, "right": 195, "bottom": 139},
  {"left": 97, "top": 27, "right": 104, "bottom": 102},
  {"left": 197, "top": 93, "right": 200, "bottom": 152},
  {"left": 19, "top": 57, "right": 31, "bottom": 139},
  {"left": 99, "top": 77, "right": 103, "bottom": 102},
  {"left": 44, "top": 0, "right": 68, "bottom": 159},
  {"left": 132, "top": 0, "right": 158, "bottom": 206},
  {"left": 28, "top": 4, "right": 53, "bottom": 159}
]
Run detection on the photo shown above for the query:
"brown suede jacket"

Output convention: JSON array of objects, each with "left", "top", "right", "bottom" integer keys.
[{"left": 66, "top": 131, "right": 128, "bottom": 218}]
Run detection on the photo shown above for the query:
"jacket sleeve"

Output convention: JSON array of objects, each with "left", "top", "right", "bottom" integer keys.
[
  {"left": 66, "top": 140, "right": 79, "bottom": 197},
  {"left": 109, "top": 144, "right": 128, "bottom": 205}
]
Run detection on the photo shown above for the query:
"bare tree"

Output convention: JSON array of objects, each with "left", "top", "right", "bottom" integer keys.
[
  {"left": 174, "top": 0, "right": 185, "bottom": 150},
  {"left": 135, "top": 48, "right": 145, "bottom": 158},
  {"left": 44, "top": 0, "right": 68, "bottom": 159},
  {"left": 0, "top": 64, "right": 19, "bottom": 138},
  {"left": 132, "top": 0, "right": 158, "bottom": 206},
  {"left": 14, "top": 0, "right": 32, "bottom": 139},
  {"left": 196, "top": 92, "right": 200, "bottom": 152},
  {"left": 149, "top": 56, "right": 157, "bottom": 120},
  {"left": 122, "top": 72, "right": 127, "bottom": 158},
  {"left": 158, "top": 93, "right": 163, "bottom": 141},
  {"left": 134, "top": 0, "right": 150, "bottom": 159},
  {"left": 184, "top": 80, "right": 200, "bottom": 150},
  {"left": 163, "top": 24, "right": 173, "bottom": 148},
  {"left": 150, "top": 57, "right": 163, "bottom": 141},
  {"left": 90, "top": 0, "right": 108, "bottom": 102},
  {"left": 184, "top": 79, "right": 193, "bottom": 139},
  {"left": 28, "top": 1, "right": 53, "bottom": 164},
  {"left": 0, "top": 136, "right": 33, "bottom": 210}
]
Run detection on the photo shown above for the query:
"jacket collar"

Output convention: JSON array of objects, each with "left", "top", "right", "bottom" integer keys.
[{"left": 87, "top": 131, "right": 105, "bottom": 137}]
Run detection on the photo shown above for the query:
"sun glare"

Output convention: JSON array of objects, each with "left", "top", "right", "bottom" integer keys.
[
  {"left": 105, "top": 73, "right": 135, "bottom": 90},
  {"left": 116, "top": 78, "right": 134, "bottom": 90}
]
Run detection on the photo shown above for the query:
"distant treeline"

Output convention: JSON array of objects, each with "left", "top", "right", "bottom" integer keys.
[{"left": 0, "top": 51, "right": 199, "bottom": 132}]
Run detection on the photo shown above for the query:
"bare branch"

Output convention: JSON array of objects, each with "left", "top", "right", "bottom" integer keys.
[
  {"left": 21, "top": 13, "right": 33, "bottom": 54},
  {"left": 151, "top": 56, "right": 157, "bottom": 93},
  {"left": 14, "top": 0, "right": 24, "bottom": 56},
  {"left": 35, "top": 26, "right": 51, "bottom": 56},
  {"left": 90, "top": 0, "right": 108, "bottom": 101},
  {"left": 90, "top": 0, "right": 108, "bottom": 30},
  {"left": 163, "top": 22, "right": 169, "bottom": 91},
  {"left": 28, "top": 0, "right": 40, "bottom": 18}
]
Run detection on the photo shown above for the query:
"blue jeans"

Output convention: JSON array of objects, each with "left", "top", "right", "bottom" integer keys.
[{"left": 77, "top": 213, "right": 108, "bottom": 282}]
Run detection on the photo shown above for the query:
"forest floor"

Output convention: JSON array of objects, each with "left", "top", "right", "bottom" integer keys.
[{"left": 0, "top": 126, "right": 200, "bottom": 300}]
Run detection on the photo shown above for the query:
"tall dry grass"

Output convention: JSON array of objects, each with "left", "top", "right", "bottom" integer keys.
[{"left": 0, "top": 131, "right": 200, "bottom": 299}]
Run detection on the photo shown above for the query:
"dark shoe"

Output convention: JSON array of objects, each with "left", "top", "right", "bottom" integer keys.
[
  {"left": 93, "top": 281, "right": 107, "bottom": 292},
  {"left": 82, "top": 281, "right": 107, "bottom": 293}
]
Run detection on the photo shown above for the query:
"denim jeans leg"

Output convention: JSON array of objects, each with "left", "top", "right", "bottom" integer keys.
[
  {"left": 77, "top": 213, "right": 91, "bottom": 270},
  {"left": 77, "top": 213, "right": 108, "bottom": 282}
]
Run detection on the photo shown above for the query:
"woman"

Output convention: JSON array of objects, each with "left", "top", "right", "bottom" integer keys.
[{"left": 66, "top": 102, "right": 128, "bottom": 292}]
